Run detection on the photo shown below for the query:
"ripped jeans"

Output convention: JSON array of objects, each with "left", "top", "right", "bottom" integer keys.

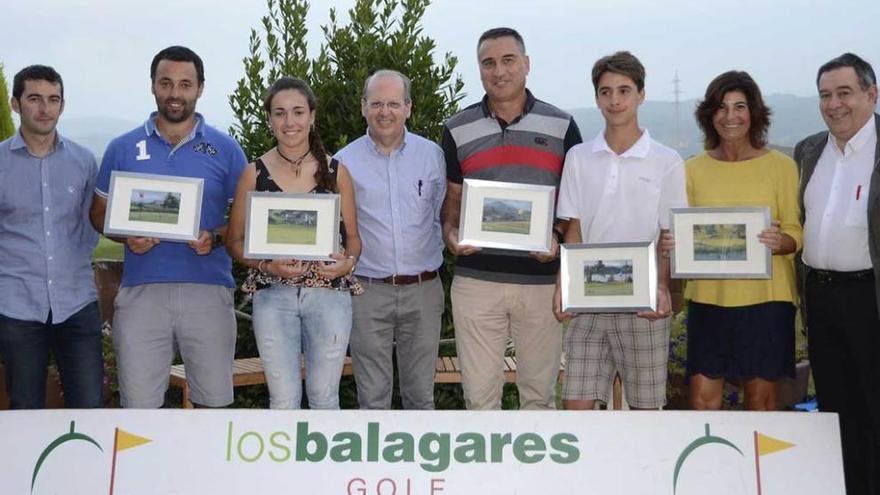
[{"left": 252, "top": 285, "right": 352, "bottom": 409}]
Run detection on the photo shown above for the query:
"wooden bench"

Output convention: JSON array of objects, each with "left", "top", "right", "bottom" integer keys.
[{"left": 169, "top": 355, "right": 626, "bottom": 409}]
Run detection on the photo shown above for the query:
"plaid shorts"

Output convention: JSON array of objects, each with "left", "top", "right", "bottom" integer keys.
[{"left": 563, "top": 313, "right": 670, "bottom": 408}]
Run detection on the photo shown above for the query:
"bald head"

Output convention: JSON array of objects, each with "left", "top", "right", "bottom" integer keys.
[{"left": 362, "top": 69, "right": 412, "bottom": 104}]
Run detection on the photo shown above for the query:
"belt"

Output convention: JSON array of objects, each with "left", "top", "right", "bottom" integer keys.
[
  {"left": 365, "top": 270, "right": 438, "bottom": 286},
  {"left": 807, "top": 268, "right": 874, "bottom": 284}
]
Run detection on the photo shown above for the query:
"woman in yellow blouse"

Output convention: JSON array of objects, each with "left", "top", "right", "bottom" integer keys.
[{"left": 677, "top": 71, "right": 802, "bottom": 410}]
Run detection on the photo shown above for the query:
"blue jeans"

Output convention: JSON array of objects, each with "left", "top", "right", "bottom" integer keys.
[
  {"left": 0, "top": 301, "right": 103, "bottom": 409},
  {"left": 252, "top": 285, "right": 352, "bottom": 409}
]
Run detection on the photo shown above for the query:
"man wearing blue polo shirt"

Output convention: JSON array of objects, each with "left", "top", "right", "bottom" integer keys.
[{"left": 90, "top": 46, "right": 247, "bottom": 408}]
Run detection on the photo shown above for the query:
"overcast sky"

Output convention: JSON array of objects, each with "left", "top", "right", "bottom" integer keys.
[{"left": 2, "top": 0, "right": 879, "bottom": 129}]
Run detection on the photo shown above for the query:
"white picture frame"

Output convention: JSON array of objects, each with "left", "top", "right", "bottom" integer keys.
[
  {"left": 458, "top": 178, "right": 556, "bottom": 253},
  {"left": 104, "top": 171, "right": 203, "bottom": 242},
  {"left": 244, "top": 192, "right": 340, "bottom": 260},
  {"left": 670, "top": 207, "right": 772, "bottom": 279},
  {"left": 560, "top": 241, "right": 657, "bottom": 313}
]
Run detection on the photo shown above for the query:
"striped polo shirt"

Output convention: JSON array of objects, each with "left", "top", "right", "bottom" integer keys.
[{"left": 442, "top": 90, "right": 582, "bottom": 284}]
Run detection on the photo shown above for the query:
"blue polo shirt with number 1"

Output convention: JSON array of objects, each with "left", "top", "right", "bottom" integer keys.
[{"left": 95, "top": 112, "right": 247, "bottom": 288}]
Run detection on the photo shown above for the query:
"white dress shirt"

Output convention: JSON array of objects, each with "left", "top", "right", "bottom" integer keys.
[
  {"left": 803, "top": 115, "right": 876, "bottom": 271},
  {"left": 557, "top": 129, "right": 687, "bottom": 243}
]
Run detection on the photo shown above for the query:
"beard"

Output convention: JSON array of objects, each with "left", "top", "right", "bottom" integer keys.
[{"left": 156, "top": 97, "right": 196, "bottom": 124}]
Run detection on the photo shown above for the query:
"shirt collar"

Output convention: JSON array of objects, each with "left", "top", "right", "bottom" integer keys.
[
  {"left": 480, "top": 88, "right": 537, "bottom": 119},
  {"left": 365, "top": 127, "right": 409, "bottom": 156},
  {"left": 10, "top": 129, "right": 65, "bottom": 153},
  {"left": 591, "top": 128, "right": 651, "bottom": 158},
  {"left": 844, "top": 114, "right": 876, "bottom": 155},
  {"left": 143, "top": 111, "right": 205, "bottom": 140}
]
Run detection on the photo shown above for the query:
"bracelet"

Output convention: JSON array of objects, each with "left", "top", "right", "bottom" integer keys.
[
  {"left": 346, "top": 255, "right": 357, "bottom": 276},
  {"left": 257, "top": 259, "right": 267, "bottom": 274}
]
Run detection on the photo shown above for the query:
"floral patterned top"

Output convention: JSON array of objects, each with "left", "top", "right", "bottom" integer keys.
[{"left": 240, "top": 157, "right": 364, "bottom": 295}]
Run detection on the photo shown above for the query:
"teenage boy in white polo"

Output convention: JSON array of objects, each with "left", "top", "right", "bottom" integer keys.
[
  {"left": 90, "top": 46, "right": 247, "bottom": 408},
  {"left": 554, "top": 51, "right": 687, "bottom": 410}
]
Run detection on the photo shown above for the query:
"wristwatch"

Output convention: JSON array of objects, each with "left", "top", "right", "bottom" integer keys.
[{"left": 210, "top": 229, "right": 223, "bottom": 249}]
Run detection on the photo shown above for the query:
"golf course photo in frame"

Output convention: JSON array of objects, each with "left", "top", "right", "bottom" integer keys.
[
  {"left": 458, "top": 178, "right": 555, "bottom": 252},
  {"left": 103, "top": 171, "right": 204, "bottom": 242},
  {"left": 560, "top": 241, "right": 657, "bottom": 313},
  {"left": 244, "top": 192, "right": 340, "bottom": 260},
  {"left": 670, "top": 206, "right": 771, "bottom": 279}
]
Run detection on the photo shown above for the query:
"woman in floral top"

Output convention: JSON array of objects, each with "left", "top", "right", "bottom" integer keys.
[{"left": 226, "top": 77, "right": 362, "bottom": 409}]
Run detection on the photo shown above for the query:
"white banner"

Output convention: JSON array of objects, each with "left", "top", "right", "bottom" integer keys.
[{"left": 0, "top": 410, "right": 844, "bottom": 495}]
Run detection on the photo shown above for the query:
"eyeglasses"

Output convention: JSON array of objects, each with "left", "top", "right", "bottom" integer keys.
[{"left": 365, "top": 100, "right": 407, "bottom": 111}]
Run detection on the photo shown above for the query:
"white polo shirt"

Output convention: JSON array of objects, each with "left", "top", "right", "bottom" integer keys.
[
  {"left": 557, "top": 129, "right": 687, "bottom": 243},
  {"left": 803, "top": 115, "right": 876, "bottom": 271}
]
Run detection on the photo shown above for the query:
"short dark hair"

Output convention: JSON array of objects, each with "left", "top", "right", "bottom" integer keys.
[
  {"left": 477, "top": 27, "right": 526, "bottom": 55},
  {"left": 591, "top": 51, "right": 645, "bottom": 95},
  {"left": 816, "top": 53, "right": 876, "bottom": 91},
  {"left": 12, "top": 65, "right": 64, "bottom": 100},
  {"left": 695, "top": 71, "right": 771, "bottom": 150},
  {"left": 150, "top": 46, "right": 205, "bottom": 84}
]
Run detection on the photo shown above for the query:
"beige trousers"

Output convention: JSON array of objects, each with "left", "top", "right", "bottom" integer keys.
[{"left": 451, "top": 276, "right": 562, "bottom": 410}]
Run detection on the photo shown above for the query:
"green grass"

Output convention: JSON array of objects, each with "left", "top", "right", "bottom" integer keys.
[
  {"left": 481, "top": 220, "right": 530, "bottom": 234},
  {"left": 129, "top": 210, "right": 179, "bottom": 224},
  {"left": 267, "top": 223, "right": 317, "bottom": 244},
  {"left": 93, "top": 236, "right": 124, "bottom": 261},
  {"left": 693, "top": 237, "right": 747, "bottom": 261},
  {"left": 584, "top": 281, "right": 633, "bottom": 296}
]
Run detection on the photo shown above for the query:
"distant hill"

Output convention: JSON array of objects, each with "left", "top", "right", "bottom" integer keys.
[
  {"left": 58, "top": 117, "right": 139, "bottom": 161},
  {"left": 56, "top": 117, "right": 235, "bottom": 161},
  {"left": 569, "top": 94, "right": 825, "bottom": 159},
  {"left": 55, "top": 95, "right": 824, "bottom": 162}
]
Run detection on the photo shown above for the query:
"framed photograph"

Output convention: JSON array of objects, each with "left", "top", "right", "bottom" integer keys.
[
  {"left": 670, "top": 206, "right": 772, "bottom": 279},
  {"left": 104, "top": 171, "right": 203, "bottom": 242},
  {"left": 560, "top": 241, "right": 657, "bottom": 313},
  {"left": 458, "top": 178, "right": 556, "bottom": 252},
  {"left": 244, "top": 192, "right": 340, "bottom": 260}
]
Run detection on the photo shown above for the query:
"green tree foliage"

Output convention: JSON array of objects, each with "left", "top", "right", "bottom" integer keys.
[
  {"left": 0, "top": 63, "right": 15, "bottom": 140},
  {"left": 229, "top": 0, "right": 464, "bottom": 158}
]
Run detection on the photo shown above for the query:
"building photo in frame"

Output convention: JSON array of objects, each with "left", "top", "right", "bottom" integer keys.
[
  {"left": 560, "top": 241, "right": 657, "bottom": 313},
  {"left": 670, "top": 207, "right": 771, "bottom": 279},
  {"left": 244, "top": 192, "right": 340, "bottom": 260},
  {"left": 103, "top": 171, "right": 203, "bottom": 241},
  {"left": 458, "top": 178, "right": 555, "bottom": 252}
]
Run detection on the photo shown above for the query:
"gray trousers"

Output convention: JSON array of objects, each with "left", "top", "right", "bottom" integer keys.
[{"left": 350, "top": 276, "right": 443, "bottom": 409}]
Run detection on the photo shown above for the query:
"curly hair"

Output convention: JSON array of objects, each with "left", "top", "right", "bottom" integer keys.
[{"left": 695, "top": 71, "right": 771, "bottom": 150}]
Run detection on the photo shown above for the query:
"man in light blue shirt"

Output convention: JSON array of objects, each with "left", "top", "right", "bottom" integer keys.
[
  {"left": 334, "top": 70, "right": 446, "bottom": 409},
  {"left": 0, "top": 65, "right": 103, "bottom": 409}
]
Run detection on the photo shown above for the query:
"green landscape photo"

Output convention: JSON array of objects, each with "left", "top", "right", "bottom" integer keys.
[
  {"left": 583, "top": 259, "right": 634, "bottom": 296},
  {"left": 267, "top": 209, "right": 318, "bottom": 245},
  {"left": 693, "top": 223, "right": 747, "bottom": 261},
  {"left": 129, "top": 189, "right": 180, "bottom": 224},
  {"left": 481, "top": 197, "right": 532, "bottom": 234}
]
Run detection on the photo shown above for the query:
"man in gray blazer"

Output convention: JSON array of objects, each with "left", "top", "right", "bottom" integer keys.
[{"left": 795, "top": 52, "right": 880, "bottom": 495}]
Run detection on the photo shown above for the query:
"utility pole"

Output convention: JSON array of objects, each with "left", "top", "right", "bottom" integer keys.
[{"left": 672, "top": 69, "right": 683, "bottom": 150}]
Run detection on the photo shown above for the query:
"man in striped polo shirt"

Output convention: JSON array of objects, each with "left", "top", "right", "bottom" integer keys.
[{"left": 441, "top": 27, "right": 582, "bottom": 410}]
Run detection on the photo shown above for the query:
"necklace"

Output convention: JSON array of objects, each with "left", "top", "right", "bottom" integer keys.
[{"left": 276, "top": 146, "right": 311, "bottom": 177}]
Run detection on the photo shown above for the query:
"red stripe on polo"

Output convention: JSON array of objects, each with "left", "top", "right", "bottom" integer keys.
[{"left": 461, "top": 145, "right": 563, "bottom": 176}]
